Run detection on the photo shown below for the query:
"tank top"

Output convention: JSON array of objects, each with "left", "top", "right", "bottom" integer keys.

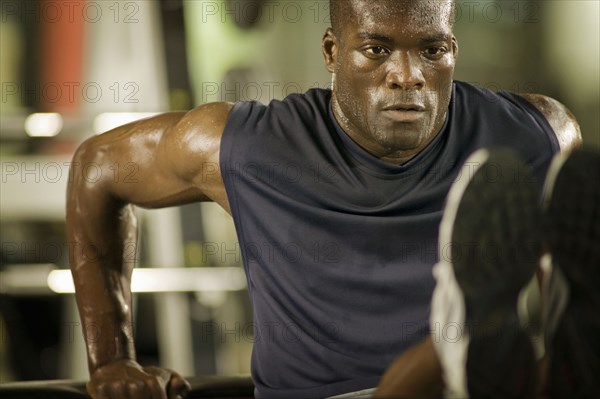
[{"left": 219, "top": 81, "right": 559, "bottom": 398}]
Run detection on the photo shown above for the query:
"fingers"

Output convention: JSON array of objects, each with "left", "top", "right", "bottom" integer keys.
[
  {"left": 86, "top": 361, "right": 190, "bottom": 399},
  {"left": 88, "top": 361, "right": 169, "bottom": 399},
  {"left": 144, "top": 367, "right": 191, "bottom": 399},
  {"left": 89, "top": 378, "right": 167, "bottom": 399},
  {"left": 167, "top": 372, "right": 191, "bottom": 399}
]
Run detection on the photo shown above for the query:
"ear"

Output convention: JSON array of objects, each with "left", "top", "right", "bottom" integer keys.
[
  {"left": 322, "top": 28, "right": 338, "bottom": 74},
  {"left": 451, "top": 35, "right": 459, "bottom": 59}
]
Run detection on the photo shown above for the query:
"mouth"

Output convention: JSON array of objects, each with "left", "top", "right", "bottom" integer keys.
[
  {"left": 382, "top": 104, "right": 426, "bottom": 112},
  {"left": 381, "top": 104, "right": 426, "bottom": 122}
]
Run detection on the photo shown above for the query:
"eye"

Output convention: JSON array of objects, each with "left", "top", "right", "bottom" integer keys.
[
  {"left": 423, "top": 46, "right": 448, "bottom": 59},
  {"left": 364, "top": 46, "right": 390, "bottom": 57}
]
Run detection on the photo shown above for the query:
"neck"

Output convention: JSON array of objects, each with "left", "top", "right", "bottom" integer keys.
[{"left": 331, "top": 96, "right": 445, "bottom": 166}]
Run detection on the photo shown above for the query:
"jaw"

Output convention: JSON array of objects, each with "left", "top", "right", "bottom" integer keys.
[{"left": 332, "top": 89, "right": 449, "bottom": 164}]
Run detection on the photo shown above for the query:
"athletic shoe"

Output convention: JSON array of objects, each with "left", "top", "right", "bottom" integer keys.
[
  {"left": 541, "top": 147, "right": 600, "bottom": 398},
  {"left": 431, "top": 148, "right": 541, "bottom": 398}
]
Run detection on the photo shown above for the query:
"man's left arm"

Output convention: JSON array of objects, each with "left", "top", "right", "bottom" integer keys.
[{"left": 518, "top": 93, "right": 583, "bottom": 152}]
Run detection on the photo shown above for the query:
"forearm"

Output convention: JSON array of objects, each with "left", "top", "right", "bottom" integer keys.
[
  {"left": 62, "top": 108, "right": 219, "bottom": 399},
  {"left": 73, "top": 259, "right": 136, "bottom": 372},
  {"left": 67, "top": 142, "right": 138, "bottom": 373}
]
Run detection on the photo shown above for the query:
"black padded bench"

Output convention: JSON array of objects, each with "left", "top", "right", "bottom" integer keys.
[{"left": 0, "top": 375, "right": 254, "bottom": 399}]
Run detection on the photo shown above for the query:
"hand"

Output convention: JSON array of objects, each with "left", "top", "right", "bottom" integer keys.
[
  {"left": 375, "top": 337, "right": 443, "bottom": 398},
  {"left": 87, "top": 359, "right": 191, "bottom": 399}
]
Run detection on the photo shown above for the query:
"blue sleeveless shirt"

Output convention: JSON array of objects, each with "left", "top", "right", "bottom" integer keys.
[{"left": 219, "top": 81, "right": 559, "bottom": 398}]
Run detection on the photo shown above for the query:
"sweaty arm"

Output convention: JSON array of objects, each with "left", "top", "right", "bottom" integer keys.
[
  {"left": 519, "top": 93, "right": 583, "bottom": 152},
  {"left": 66, "top": 102, "right": 232, "bottom": 399}
]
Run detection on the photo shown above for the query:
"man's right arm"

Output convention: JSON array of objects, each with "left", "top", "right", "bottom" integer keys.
[{"left": 66, "top": 102, "right": 232, "bottom": 399}]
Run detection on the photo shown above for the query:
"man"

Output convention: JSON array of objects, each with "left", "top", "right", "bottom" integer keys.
[{"left": 66, "top": 1, "right": 583, "bottom": 398}]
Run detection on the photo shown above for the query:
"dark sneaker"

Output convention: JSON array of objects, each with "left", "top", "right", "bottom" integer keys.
[
  {"left": 542, "top": 147, "right": 600, "bottom": 398},
  {"left": 431, "top": 148, "right": 541, "bottom": 398}
]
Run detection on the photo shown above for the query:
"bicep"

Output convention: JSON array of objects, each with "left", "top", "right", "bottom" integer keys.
[{"left": 71, "top": 103, "right": 231, "bottom": 210}]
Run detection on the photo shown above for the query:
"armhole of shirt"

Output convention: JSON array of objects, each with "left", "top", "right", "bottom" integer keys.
[
  {"left": 498, "top": 91, "right": 561, "bottom": 153},
  {"left": 218, "top": 101, "right": 255, "bottom": 284}
]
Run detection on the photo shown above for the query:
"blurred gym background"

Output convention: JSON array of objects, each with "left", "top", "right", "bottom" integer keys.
[{"left": 0, "top": 0, "right": 598, "bottom": 383}]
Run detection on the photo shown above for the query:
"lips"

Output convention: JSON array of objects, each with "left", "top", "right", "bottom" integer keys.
[
  {"left": 381, "top": 103, "right": 426, "bottom": 122},
  {"left": 382, "top": 103, "right": 425, "bottom": 112}
]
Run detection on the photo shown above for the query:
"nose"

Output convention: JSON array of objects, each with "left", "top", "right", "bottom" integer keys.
[{"left": 385, "top": 52, "right": 425, "bottom": 90}]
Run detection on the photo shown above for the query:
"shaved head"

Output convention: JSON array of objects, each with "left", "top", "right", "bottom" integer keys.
[{"left": 330, "top": 0, "right": 456, "bottom": 37}]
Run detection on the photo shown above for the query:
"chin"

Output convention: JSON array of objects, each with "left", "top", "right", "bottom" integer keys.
[{"left": 379, "top": 129, "right": 425, "bottom": 150}]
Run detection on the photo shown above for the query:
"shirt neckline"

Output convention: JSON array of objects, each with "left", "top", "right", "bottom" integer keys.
[{"left": 327, "top": 85, "right": 454, "bottom": 178}]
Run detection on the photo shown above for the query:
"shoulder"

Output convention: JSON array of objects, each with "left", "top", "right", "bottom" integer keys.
[
  {"left": 184, "top": 101, "right": 234, "bottom": 134},
  {"left": 224, "top": 89, "right": 332, "bottom": 133},
  {"left": 272, "top": 88, "right": 332, "bottom": 115},
  {"left": 166, "top": 102, "right": 233, "bottom": 152},
  {"left": 516, "top": 93, "right": 582, "bottom": 153},
  {"left": 163, "top": 102, "right": 234, "bottom": 180}
]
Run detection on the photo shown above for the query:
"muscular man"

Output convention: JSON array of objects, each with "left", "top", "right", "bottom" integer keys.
[{"left": 66, "top": 1, "right": 582, "bottom": 398}]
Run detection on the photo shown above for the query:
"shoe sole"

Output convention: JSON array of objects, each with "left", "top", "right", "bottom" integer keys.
[
  {"left": 441, "top": 148, "right": 541, "bottom": 397},
  {"left": 544, "top": 147, "right": 600, "bottom": 398}
]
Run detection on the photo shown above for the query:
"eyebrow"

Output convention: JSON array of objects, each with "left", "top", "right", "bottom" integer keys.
[
  {"left": 356, "top": 32, "right": 451, "bottom": 44},
  {"left": 421, "top": 33, "right": 452, "bottom": 43},
  {"left": 357, "top": 32, "right": 395, "bottom": 43}
]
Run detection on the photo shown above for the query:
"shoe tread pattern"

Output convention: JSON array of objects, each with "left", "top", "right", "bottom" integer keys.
[
  {"left": 450, "top": 150, "right": 540, "bottom": 398},
  {"left": 546, "top": 148, "right": 600, "bottom": 398}
]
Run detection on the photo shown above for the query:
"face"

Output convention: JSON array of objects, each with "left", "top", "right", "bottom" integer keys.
[{"left": 323, "top": 0, "right": 458, "bottom": 164}]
